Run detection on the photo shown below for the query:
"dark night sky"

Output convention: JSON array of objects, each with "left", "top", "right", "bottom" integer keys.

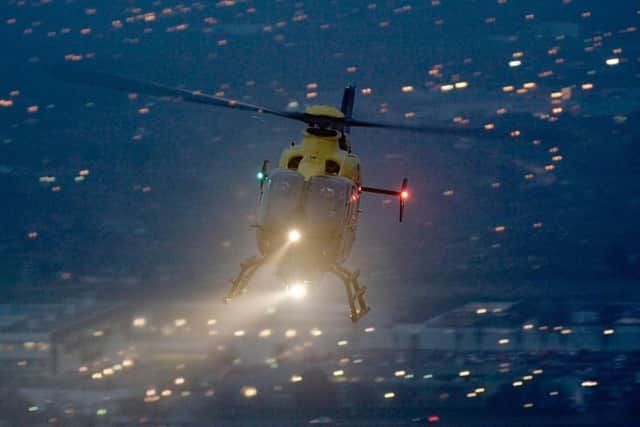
[{"left": 1, "top": 0, "right": 639, "bottom": 298}]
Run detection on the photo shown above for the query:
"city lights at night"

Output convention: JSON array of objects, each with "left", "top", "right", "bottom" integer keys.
[{"left": 1, "top": 0, "right": 639, "bottom": 426}]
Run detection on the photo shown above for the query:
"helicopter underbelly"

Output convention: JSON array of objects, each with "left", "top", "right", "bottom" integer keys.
[
  {"left": 257, "top": 228, "right": 350, "bottom": 260},
  {"left": 257, "top": 230, "right": 351, "bottom": 284}
]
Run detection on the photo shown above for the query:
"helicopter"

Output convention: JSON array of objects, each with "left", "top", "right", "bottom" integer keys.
[
  {"left": 53, "top": 66, "right": 497, "bottom": 322},
  {"left": 226, "top": 86, "right": 411, "bottom": 322}
]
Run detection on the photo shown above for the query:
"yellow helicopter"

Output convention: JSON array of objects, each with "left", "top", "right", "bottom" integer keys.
[{"left": 55, "top": 67, "right": 488, "bottom": 322}]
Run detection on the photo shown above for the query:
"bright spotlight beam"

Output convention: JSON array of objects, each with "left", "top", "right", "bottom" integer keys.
[{"left": 288, "top": 229, "right": 301, "bottom": 243}]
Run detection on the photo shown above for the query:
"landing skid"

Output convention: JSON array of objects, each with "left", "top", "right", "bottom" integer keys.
[
  {"left": 225, "top": 257, "right": 370, "bottom": 323},
  {"left": 331, "top": 264, "right": 370, "bottom": 323}
]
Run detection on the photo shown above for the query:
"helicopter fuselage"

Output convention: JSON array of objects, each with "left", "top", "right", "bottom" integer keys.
[{"left": 255, "top": 125, "right": 362, "bottom": 284}]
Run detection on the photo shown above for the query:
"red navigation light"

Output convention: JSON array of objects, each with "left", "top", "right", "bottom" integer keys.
[
  {"left": 401, "top": 190, "right": 409, "bottom": 200},
  {"left": 428, "top": 415, "right": 440, "bottom": 423}
]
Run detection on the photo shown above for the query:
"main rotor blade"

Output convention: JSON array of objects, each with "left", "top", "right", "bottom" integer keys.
[
  {"left": 50, "top": 65, "right": 307, "bottom": 122},
  {"left": 346, "top": 116, "right": 575, "bottom": 142},
  {"left": 346, "top": 117, "right": 491, "bottom": 138},
  {"left": 50, "top": 66, "right": 570, "bottom": 142}
]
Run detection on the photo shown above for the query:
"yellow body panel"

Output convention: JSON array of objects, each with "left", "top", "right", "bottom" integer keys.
[
  {"left": 304, "top": 105, "right": 345, "bottom": 118},
  {"left": 278, "top": 129, "right": 361, "bottom": 185}
]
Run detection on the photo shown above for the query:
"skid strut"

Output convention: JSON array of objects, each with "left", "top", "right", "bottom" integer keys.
[
  {"left": 331, "top": 265, "right": 370, "bottom": 322},
  {"left": 225, "top": 255, "right": 268, "bottom": 302}
]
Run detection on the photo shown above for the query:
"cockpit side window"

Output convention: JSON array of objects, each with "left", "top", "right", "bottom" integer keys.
[
  {"left": 348, "top": 186, "right": 359, "bottom": 225},
  {"left": 287, "top": 156, "right": 302, "bottom": 170},
  {"left": 325, "top": 160, "right": 341, "bottom": 175}
]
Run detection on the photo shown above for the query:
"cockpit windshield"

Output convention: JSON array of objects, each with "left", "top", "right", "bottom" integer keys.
[{"left": 257, "top": 169, "right": 305, "bottom": 228}]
